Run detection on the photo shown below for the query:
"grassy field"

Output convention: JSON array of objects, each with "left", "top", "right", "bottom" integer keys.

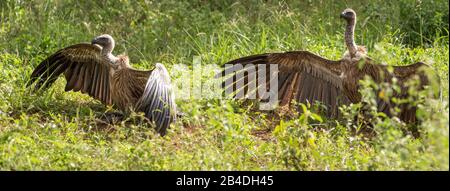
[{"left": 0, "top": 0, "right": 448, "bottom": 170}]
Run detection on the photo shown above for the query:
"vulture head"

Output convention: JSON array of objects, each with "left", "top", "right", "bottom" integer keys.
[
  {"left": 91, "top": 34, "right": 115, "bottom": 55},
  {"left": 340, "top": 8, "right": 356, "bottom": 22},
  {"left": 91, "top": 34, "right": 114, "bottom": 47},
  {"left": 91, "top": 34, "right": 119, "bottom": 63}
]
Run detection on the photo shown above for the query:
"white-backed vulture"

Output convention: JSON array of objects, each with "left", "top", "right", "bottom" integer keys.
[
  {"left": 27, "top": 34, "right": 176, "bottom": 135},
  {"left": 218, "top": 8, "right": 438, "bottom": 124}
]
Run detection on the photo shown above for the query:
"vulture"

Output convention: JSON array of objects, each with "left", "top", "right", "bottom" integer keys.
[
  {"left": 27, "top": 34, "right": 177, "bottom": 135},
  {"left": 218, "top": 8, "right": 438, "bottom": 124}
]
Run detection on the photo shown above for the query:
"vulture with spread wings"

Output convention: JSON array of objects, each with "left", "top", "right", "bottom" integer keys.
[
  {"left": 27, "top": 34, "right": 176, "bottom": 135},
  {"left": 218, "top": 9, "right": 438, "bottom": 123}
]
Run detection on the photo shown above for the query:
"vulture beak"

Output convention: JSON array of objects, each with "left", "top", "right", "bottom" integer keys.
[
  {"left": 91, "top": 38, "right": 98, "bottom": 45},
  {"left": 340, "top": 12, "right": 346, "bottom": 19}
]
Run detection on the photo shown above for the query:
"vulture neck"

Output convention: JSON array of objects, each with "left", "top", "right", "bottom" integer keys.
[
  {"left": 344, "top": 17, "right": 357, "bottom": 58},
  {"left": 101, "top": 42, "right": 118, "bottom": 63}
]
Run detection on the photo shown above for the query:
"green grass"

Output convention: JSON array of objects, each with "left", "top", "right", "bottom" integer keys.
[{"left": 0, "top": 0, "right": 448, "bottom": 170}]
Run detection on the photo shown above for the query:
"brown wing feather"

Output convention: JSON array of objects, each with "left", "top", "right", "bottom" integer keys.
[
  {"left": 27, "top": 43, "right": 113, "bottom": 105},
  {"left": 219, "top": 51, "right": 350, "bottom": 117},
  {"left": 379, "top": 62, "right": 439, "bottom": 123}
]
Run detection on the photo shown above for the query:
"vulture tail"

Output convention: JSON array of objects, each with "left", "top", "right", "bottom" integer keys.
[{"left": 136, "top": 63, "right": 177, "bottom": 136}]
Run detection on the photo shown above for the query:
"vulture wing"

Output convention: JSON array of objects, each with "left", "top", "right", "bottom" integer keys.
[
  {"left": 379, "top": 62, "right": 439, "bottom": 123},
  {"left": 136, "top": 63, "right": 177, "bottom": 136},
  {"left": 219, "top": 51, "right": 350, "bottom": 117},
  {"left": 27, "top": 43, "right": 113, "bottom": 105},
  {"left": 393, "top": 62, "right": 434, "bottom": 82}
]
